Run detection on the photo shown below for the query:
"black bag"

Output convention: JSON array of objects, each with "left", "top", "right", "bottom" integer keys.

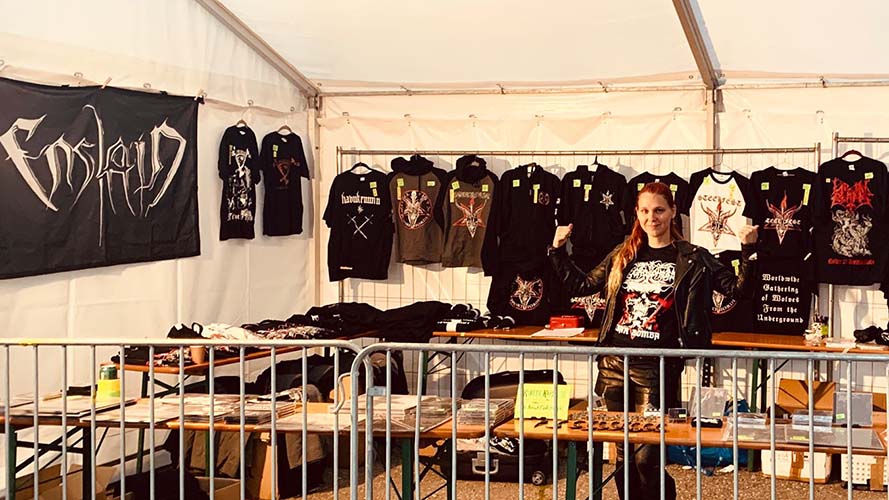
[{"left": 442, "top": 369, "right": 564, "bottom": 484}]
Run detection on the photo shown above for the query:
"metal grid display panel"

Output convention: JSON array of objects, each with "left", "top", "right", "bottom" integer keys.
[{"left": 334, "top": 147, "right": 820, "bottom": 402}]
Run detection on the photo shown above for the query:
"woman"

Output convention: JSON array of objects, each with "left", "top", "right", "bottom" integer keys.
[{"left": 548, "top": 181, "right": 757, "bottom": 500}]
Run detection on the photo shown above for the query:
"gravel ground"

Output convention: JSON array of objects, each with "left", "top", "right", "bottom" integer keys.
[{"left": 300, "top": 457, "right": 889, "bottom": 500}]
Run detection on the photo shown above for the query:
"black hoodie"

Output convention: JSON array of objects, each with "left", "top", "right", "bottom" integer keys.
[
  {"left": 441, "top": 155, "right": 499, "bottom": 274},
  {"left": 388, "top": 155, "right": 449, "bottom": 264}
]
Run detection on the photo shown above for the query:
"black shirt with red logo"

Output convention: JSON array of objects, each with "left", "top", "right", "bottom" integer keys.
[
  {"left": 814, "top": 156, "right": 888, "bottom": 285},
  {"left": 259, "top": 132, "right": 310, "bottom": 236}
]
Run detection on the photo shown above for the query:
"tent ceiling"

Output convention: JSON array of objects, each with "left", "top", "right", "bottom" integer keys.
[
  {"left": 219, "top": 0, "right": 889, "bottom": 92},
  {"left": 698, "top": 0, "right": 889, "bottom": 80},
  {"left": 219, "top": 0, "right": 701, "bottom": 90}
]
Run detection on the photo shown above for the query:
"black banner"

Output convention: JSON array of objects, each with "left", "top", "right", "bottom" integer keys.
[{"left": 0, "top": 77, "right": 199, "bottom": 279}]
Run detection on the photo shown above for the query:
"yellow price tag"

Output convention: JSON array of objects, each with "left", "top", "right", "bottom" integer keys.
[
  {"left": 637, "top": 182, "right": 644, "bottom": 191},
  {"left": 865, "top": 172, "right": 874, "bottom": 180},
  {"left": 802, "top": 183, "right": 811, "bottom": 205},
  {"left": 397, "top": 178, "right": 405, "bottom": 187},
  {"left": 516, "top": 383, "right": 572, "bottom": 420},
  {"left": 731, "top": 259, "right": 740, "bottom": 275},
  {"left": 397, "top": 186, "right": 402, "bottom": 199},
  {"left": 451, "top": 181, "right": 460, "bottom": 190},
  {"left": 583, "top": 184, "right": 592, "bottom": 202},
  {"left": 449, "top": 189, "right": 455, "bottom": 203},
  {"left": 369, "top": 181, "right": 377, "bottom": 188},
  {"left": 372, "top": 188, "right": 378, "bottom": 197},
  {"left": 573, "top": 179, "right": 582, "bottom": 188},
  {"left": 533, "top": 184, "right": 540, "bottom": 203},
  {"left": 761, "top": 182, "right": 769, "bottom": 190},
  {"left": 481, "top": 184, "right": 489, "bottom": 192},
  {"left": 669, "top": 184, "right": 678, "bottom": 193},
  {"left": 512, "top": 179, "right": 521, "bottom": 188},
  {"left": 426, "top": 180, "right": 436, "bottom": 187}
]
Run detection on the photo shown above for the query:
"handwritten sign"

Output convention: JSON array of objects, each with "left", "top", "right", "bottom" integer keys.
[{"left": 516, "top": 383, "right": 571, "bottom": 420}]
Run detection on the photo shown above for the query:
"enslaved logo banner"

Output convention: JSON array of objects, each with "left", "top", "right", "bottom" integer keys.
[{"left": 0, "top": 77, "right": 200, "bottom": 279}]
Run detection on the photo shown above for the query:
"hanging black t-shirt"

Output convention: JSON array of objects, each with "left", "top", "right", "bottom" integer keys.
[
  {"left": 609, "top": 243, "right": 680, "bottom": 349},
  {"left": 753, "top": 257, "right": 814, "bottom": 335},
  {"left": 323, "top": 169, "right": 393, "bottom": 281},
  {"left": 486, "top": 262, "right": 555, "bottom": 326},
  {"left": 558, "top": 164, "right": 627, "bottom": 271},
  {"left": 259, "top": 132, "right": 310, "bottom": 236},
  {"left": 217, "top": 125, "right": 260, "bottom": 240},
  {"left": 497, "top": 164, "right": 560, "bottom": 270},
  {"left": 814, "top": 156, "right": 888, "bottom": 285},
  {"left": 709, "top": 250, "right": 755, "bottom": 333},
  {"left": 623, "top": 172, "right": 691, "bottom": 235},
  {"left": 749, "top": 167, "right": 816, "bottom": 259}
]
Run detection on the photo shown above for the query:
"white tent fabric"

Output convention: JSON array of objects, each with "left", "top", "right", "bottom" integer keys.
[
  {"left": 220, "top": 0, "right": 889, "bottom": 89},
  {"left": 219, "top": 0, "right": 699, "bottom": 88},
  {"left": 699, "top": 0, "right": 889, "bottom": 81},
  {"left": 0, "top": 0, "right": 305, "bottom": 110}
]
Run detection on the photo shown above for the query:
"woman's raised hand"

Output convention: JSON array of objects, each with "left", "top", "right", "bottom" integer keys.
[
  {"left": 738, "top": 224, "right": 759, "bottom": 245},
  {"left": 552, "top": 224, "right": 573, "bottom": 249}
]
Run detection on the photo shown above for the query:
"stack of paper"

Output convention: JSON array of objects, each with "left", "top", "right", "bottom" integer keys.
[
  {"left": 10, "top": 396, "right": 133, "bottom": 418},
  {"left": 456, "top": 398, "right": 515, "bottom": 426}
]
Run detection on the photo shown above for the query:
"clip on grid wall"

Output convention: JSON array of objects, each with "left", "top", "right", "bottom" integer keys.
[{"left": 334, "top": 146, "right": 822, "bottom": 400}]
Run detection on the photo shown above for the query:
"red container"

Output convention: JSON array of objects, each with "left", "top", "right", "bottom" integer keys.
[{"left": 548, "top": 315, "right": 584, "bottom": 329}]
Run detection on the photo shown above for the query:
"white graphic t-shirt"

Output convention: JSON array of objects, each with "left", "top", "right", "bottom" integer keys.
[
  {"left": 687, "top": 169, "right": 755, "bottom": 254},
  {"left": 611, "top": 244, "right": 680, "bottom": 348}
]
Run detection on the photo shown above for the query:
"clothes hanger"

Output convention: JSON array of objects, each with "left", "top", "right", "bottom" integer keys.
[
  {"left": 277, "top": 123, "right": 293, "bottom": 134},
  {"left": 840, "top": 149, "right": 863, "bottom": 159},
  {"left": 235, "top": 118, "right": 248, "bottom": 128},
  {"left": 348, "top": 161, "right": 378, "bottom": 174}
]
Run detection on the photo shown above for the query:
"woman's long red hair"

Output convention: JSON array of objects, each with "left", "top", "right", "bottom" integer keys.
[{"left": 606, "top": 182, "right": 684, "bottom": 298}]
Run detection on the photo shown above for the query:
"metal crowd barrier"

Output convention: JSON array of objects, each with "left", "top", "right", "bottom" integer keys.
[
  {"left": 3, "top": 339, "right": 889, "bottom": 500},
  {"left": 349, "top": 343, "right": 889, "bottom": 500},
  {"left": 1, "top": 338, "right": 365, "bottom": 500}
]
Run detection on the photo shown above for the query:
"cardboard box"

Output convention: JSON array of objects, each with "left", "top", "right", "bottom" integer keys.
[
  {"left": 14, "top": 463, "right": 116, "bottom": 500},
  {"left": 776, "top": 379, "right": 835, "bottom": 417},
  {"left": 761, "top": 450, "right": 831, "bottom": 483},
  {"left": 197, "top": 477, "right": 241, "bottom": 500},
  {"left": 246, "top": 432, "right": 326, "bottom": 500}
]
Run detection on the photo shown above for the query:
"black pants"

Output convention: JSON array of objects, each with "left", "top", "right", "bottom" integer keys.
[{"left": 596, "top": 355, "right": 683, "bottom": 500}]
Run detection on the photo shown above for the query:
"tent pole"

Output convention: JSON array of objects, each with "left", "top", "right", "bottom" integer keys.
[{"left": 672, "top": 0, "right": 720, "bottom": 90}]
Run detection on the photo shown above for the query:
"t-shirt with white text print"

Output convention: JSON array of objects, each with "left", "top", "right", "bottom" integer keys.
[{"left": 610, "top": 244, "right": 680, "bottom": 348}]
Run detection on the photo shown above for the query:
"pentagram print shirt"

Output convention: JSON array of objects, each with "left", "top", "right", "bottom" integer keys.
[
  {"left": 749, "top": 167, "right": 816, "bottom": 259},
  {"left": 687, "top": 168, "right": 755, "bottom": 254},
  {"left": 388, "top": 155, "right": 448, "bottom": 265},
  {"left": 324, "top": 169, "right": 393, "bottom": 281},
  {"left": 441, "top": 155, "right": 499, "bottom": 274}
]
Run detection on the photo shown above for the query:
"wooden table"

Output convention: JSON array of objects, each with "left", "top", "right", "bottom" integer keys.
[
  {"left": 494, "top": 413, "right": 888, "bottom": 500},
  {"left": 1, "top": 399, "right": 484, "bottom": 500}
]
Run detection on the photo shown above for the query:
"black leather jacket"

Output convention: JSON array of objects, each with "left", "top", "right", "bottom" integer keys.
[{"left": 550, "top": 240, "right": 756, "bottom": 348}]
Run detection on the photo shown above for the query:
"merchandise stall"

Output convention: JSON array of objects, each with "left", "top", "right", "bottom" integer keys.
[{"left": 4, "top": 1, "right": 889, "bottom": 499}]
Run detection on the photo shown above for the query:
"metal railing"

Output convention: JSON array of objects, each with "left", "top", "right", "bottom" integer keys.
[
  {"left": 1, "top": 338, "right": 364, "bottom": 500},
  {"left": 2, "top": 339, "right": 888, "bottom": 500}
]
